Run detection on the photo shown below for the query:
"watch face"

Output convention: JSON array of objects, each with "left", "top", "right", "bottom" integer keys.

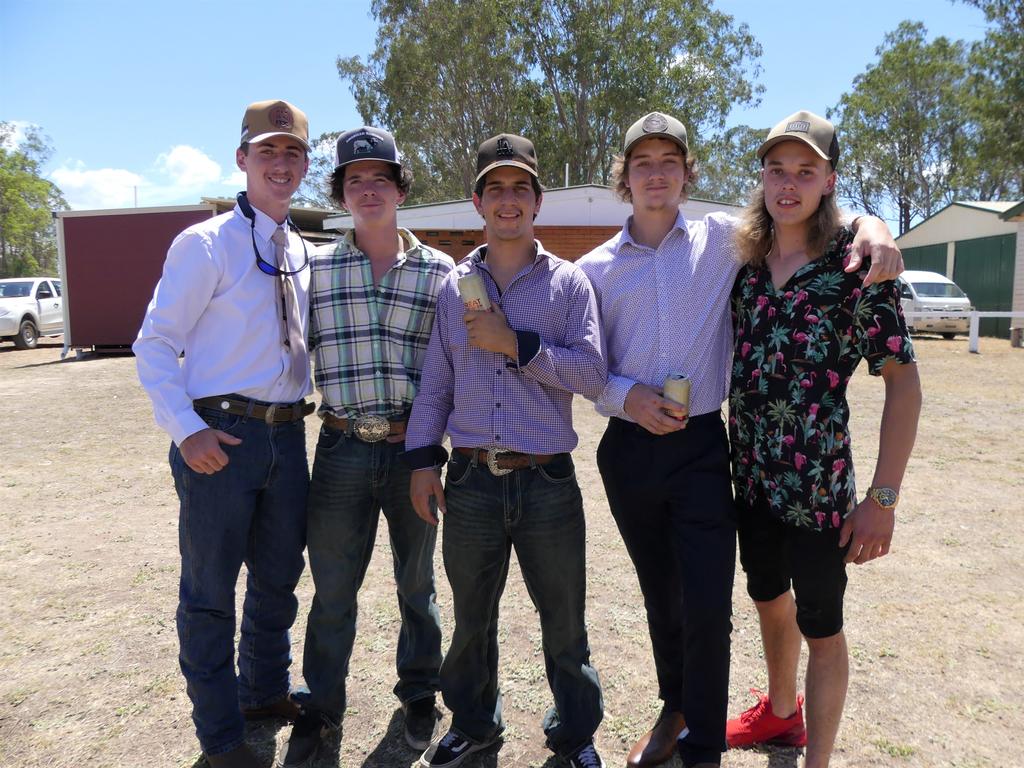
[{"left": 871, "top": 487, "right": 899, "bottom": 508}]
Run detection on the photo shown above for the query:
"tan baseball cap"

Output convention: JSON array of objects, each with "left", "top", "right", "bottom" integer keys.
[
  {"left": 475, "top": 134, "right": 539, "bottom": 184},
  {"left": 757, "top": 110, "right": 839, "bottom": 169},
  {"left": 623, "top": 112, "right": 689, "bottom": 155},
  {"left": 239, "top": 100, "right": 310, "bottom": 151}
]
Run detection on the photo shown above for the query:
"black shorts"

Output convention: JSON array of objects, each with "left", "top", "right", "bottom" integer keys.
[{"left": 737, "top": 495, "right": 849, "bottom": 639}]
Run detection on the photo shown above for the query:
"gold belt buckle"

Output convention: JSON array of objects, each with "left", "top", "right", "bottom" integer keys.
[
  {"left": 353, "top": 414, "right": 390, "bottom": 442},
  {"left": 485, "top": 448, "right": 513, "bottom": 477}
]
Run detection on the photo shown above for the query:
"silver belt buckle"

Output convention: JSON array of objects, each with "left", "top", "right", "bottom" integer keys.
[
  {"left": 485, "top": 448, "right": 512, "bottom": 477},
  {"left": 353, "top": 414, "right": 390, "bottom": 442},
  {"left": 263, "top": 404, "right": 279, "bottom": 425}
]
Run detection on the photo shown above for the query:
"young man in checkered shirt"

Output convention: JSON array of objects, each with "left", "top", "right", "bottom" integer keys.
[{"left": 278, "top": 127, "right": 454, "bottom": 768}]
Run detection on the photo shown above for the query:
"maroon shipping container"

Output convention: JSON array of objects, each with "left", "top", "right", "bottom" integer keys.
[
  {"left": 55, "top": 205, "right": 217, "bottom": 354},
  {"left": 54, "top": 200, "right": 337, "bottom": 356}
]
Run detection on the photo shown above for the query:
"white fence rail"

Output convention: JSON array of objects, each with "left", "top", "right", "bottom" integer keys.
[{"left": 902, "top": 311, "right": 1024, "bottom": 353}]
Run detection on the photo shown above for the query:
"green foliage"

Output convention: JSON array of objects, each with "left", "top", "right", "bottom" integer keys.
[
  {"left": 0, "top": 123, "right": 68, "bottom": 277},
  {"left": 958, "top": 0, "right": 1024, "bottom": 197},
  {"left": 329, "top": 0, "right": 763, "bottom": 204},
  {"left": 829, "top": 22, "right": 970, "bottom": 235},
  {"left": 696, "top": 124, "right": 766, "bottom": 205}
]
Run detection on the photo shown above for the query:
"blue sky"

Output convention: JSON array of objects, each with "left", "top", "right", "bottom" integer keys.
[{"left": 1, "top": 0, "right": 991, "bottom": 211}]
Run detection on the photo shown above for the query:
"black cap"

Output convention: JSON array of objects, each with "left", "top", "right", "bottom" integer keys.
[
  {"left": 334, "top": 126, "right": 401, "bottom": 170},
  {"left": 475, "top": 133, "right": 539, "bottom": 183}
]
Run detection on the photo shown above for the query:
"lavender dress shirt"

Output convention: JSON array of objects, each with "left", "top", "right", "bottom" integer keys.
[{"left": 405, "top": 241, "right": 606, "bottom": 469}]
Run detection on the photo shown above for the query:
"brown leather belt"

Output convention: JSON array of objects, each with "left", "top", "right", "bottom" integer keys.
[
  {"left": 455, "top": 447, "right": 560, "bottom": 476},
  {"left": 322, "top": 412, "right": 407, "bottom": 443},
  {"left": 194, "top": 395, "right": 314, "bottom": 425}
]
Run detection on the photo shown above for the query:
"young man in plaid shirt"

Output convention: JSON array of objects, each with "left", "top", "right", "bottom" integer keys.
[{"left": 278, "top": 127, "right": 455, "bottom": 767}]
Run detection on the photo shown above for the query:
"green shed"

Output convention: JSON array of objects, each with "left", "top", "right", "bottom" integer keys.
[{"left": 896, "top": 201, "right": 1022, "bottom": 338}]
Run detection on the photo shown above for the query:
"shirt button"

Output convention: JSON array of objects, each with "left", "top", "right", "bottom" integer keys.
[
  {"left": 495, "top": 370, "right": 501, "bottom": 375},
  {"left": 495, "top": 402, "right": 501, "bottom": 408},
  {"left": 495, "top": 435, "right": 500, "bottom": 441}
]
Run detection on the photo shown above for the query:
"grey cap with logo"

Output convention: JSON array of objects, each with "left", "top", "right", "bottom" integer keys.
[
  {"left": 623, "top": 112, "right": 689, "bottom": 155},
  {"left": 757, "top": 110, "right": 840, "bottom": 170}
]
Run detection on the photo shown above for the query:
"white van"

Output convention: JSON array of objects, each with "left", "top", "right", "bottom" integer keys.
[{"left": 897, "top": 270, "right": 973, "bottom": 339}]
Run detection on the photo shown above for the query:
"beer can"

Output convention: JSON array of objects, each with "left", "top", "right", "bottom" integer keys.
[
  {"left": 458, "top": 272, "right": 491, "bottom": 311},
  {"left": 663, "top": 372, "right": 691, "bottom": 410}
]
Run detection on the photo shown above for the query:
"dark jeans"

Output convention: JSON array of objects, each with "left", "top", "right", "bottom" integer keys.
[
  {"left": 302, "top": 426, "right": 442, "bottom": 717},
  {"left": 170, "top": 406, "right": 308, "bottom": 756},
  {"left": 440, "top": 451, "right": 603, "bottom": 757},
  {"left": 597, "top": 414, "right": 736, "bottom": 767}
]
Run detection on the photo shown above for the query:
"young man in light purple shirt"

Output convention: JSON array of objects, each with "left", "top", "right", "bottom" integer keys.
[
  {"left": 405, "top": 134, "right": 608, "bottom": 768},
  {"left": 576, "top": 112, "right": 904, "bottom": 768}
]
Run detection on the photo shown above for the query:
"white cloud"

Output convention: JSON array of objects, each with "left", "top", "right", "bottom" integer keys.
[
  {"left": 156, "top": 145, "right": 222, "bottom": 189},
  {"left": 223, "top": 169, "right": 246, "bottom": 188},
  {"left": 50, "top": 162, "right": 147, "bottom": 209},
  {"left": 49, "top": 144, "right": 242, "bottom": 209}
]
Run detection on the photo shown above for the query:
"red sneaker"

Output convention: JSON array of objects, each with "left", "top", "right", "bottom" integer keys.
[{"left": 726, "top": 689, "right": 807, "bottom": 748}]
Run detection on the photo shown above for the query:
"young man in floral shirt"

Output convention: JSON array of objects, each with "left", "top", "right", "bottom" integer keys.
[{"left": 726, "top": 111, "right": 922, "bottom": 768}]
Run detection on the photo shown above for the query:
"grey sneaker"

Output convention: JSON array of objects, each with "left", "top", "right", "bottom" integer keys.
[
  {"left": 276, "top": 709, "right": 341, "bottom": 768},
  {"left": 403, "top": 696, "right": 442, "bottom": 751},
  {"left": 565, "top": 741, "right": 605, "bottom": 768},
  {"left": 419, "top": 729, "right": 498, "bottom": 767}
]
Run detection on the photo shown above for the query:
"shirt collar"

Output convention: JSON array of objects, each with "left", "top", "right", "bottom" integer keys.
[
  {"left": 233, "top": 202, "right": 294, "bottom": 248},
  {"left": 466, "top": 240, "right": 551, "bottom": 271},
  {"left": 617, "top": 209, "right": 689, "bottom": 253}
]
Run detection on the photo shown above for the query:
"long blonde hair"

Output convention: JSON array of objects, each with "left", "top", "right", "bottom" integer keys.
[{"left": 734, "top": 182, "right": 843, "bottom": 268}]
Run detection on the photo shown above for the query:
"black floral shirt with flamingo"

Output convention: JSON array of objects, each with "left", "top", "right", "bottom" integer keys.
[{"left": 728, "top": 227, "right": 915, "bottom": 530}]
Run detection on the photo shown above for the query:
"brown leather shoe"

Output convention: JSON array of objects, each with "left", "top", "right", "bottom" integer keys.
[
  {"left": 626, "top": 709, "right": 687, "bottom": 767},
  {"left": 205, "top": 743, "right": 260, "bottom": 768},
  {"left": 242, "top": 695, "right": 302, "bottom": 722}
]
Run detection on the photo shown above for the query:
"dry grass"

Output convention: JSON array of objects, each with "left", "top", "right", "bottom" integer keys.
[{"left": 0, "top": 335, "right": 1022, "bottom": 768}]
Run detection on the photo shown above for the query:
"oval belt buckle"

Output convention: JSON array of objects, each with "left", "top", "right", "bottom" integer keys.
[
  {"left": 485, "top": 448, "right": 513, "bottom": 477},
  {"left": 353, "top": 414, "right": 390, "bottom": 442}
]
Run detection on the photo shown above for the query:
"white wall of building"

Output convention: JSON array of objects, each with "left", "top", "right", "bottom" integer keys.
[
  {"left": 322, "top": 184, "right": 738, "bottom": 231},
  {"left": 896, "top": 202, "right": 1018, "bottom": 249}
]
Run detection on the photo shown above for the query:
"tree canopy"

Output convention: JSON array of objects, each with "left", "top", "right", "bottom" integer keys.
[
  {"left": 0, "top": 123, "right": 68, "bottom": 277},
  {"left": 324, "top": 0, "right": 763, "bottom": 205}
]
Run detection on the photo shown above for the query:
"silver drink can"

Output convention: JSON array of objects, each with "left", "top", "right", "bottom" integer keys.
[
  {"left": 458, "top": 272, "right": 491, "bottom": 311},
  {"left": 663, "top": 372, "right": 691, "bottom": 410}
]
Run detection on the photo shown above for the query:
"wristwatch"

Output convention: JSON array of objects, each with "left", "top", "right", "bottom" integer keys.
[{"left": 866, "top": 486, "right": 899, "bottom": 510}]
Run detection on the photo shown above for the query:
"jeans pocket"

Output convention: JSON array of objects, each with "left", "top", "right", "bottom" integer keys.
[
  {"left": 444, "top": 453, "right": 473, "bottom": 487},
  {"left": 316, "top": 425, "right": 349, "bottom": 454},
  {"left": 198, "top": 409, "right": 243, "bottom": 433},
  {"left": 536, "top": 455, "right": 576, "bottom": 485}
]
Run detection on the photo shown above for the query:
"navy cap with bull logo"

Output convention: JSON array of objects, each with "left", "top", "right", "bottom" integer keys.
[{"left": 334, "top": 126, "right": 402, "bottom": 170}]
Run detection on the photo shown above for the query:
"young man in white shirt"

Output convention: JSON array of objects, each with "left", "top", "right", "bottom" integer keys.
[{"left": 134, "top": 100, "right": 314, "bottom": 768}]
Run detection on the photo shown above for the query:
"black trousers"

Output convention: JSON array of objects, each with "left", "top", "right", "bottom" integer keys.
[{"left": 597, "top": 412, "right": 736, "bottom": 767}]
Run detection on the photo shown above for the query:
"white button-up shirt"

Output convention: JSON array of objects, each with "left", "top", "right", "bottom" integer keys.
[
  {"left": 134, "top": 203, "right": 312, "bottom": 445},
  {"left": 576, "top": 210, "right": 739, "bottom": 419}
]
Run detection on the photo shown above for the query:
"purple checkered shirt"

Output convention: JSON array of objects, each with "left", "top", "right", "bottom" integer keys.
[
  {"left": 405, "top": 241, "right": 606, "bottom": 468},
  {"left": 576, "top": 211, "right": 740, "bottom": 419}
]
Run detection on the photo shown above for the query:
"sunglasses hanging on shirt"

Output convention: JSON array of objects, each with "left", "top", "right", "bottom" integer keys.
[{"left": 236, "top": 191, "right": 309, "bottom": 276}]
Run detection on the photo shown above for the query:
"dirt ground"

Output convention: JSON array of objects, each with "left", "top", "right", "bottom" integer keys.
[{"left": 1, "top": 335, "right": 1021, "bottom": 768}]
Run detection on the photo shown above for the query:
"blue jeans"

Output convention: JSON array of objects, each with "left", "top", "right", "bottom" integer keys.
[
  {"left": 440, "top": 451, "right": 603, "bottom": 757},
  {"left": 170, "top": 405, "right": 308, "bottom": 756},
  {"left": 302, "top": 426, "right": 442, "bottom": 717}
]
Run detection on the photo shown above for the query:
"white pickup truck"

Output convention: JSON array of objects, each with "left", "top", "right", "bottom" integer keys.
[{"left": 0, "top": 277, "right": 64, "bottom": 349}]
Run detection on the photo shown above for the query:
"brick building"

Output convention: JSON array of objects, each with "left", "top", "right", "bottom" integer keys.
[{"left": 322, "top": 184, "right": 741, "bottom": 262}]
